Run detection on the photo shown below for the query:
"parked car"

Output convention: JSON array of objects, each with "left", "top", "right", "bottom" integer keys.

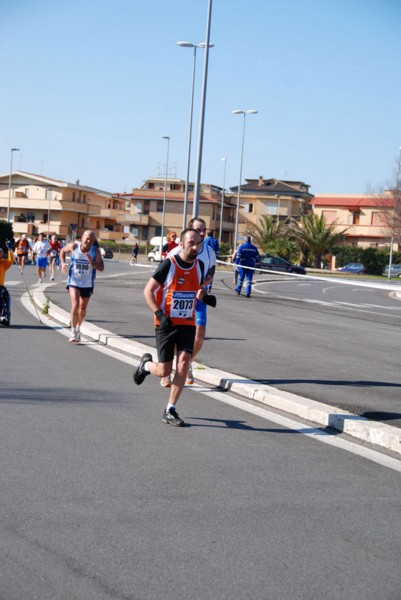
[
  {"left": 255, "top": 254, "right": 306, "bottom": 275},
  {"left": 100, "top": 247, "right": 114, "bottom": 259},
  {"left": 147, "top": 247, "right": 162, "bottom": 262},
  {"left": 337, "top": 262, "right": 365, "bottom": 274},
  {"left": 383, "top": 264, "right": 401, "bottom": 277}
]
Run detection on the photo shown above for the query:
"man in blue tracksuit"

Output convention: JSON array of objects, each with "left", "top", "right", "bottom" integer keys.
[{"left": 235, "top": 236, "right": 260, "bottom": 298}]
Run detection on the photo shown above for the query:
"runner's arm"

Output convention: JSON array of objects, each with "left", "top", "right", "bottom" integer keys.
[
  {"left": 59, "top": 242, "right": 76, "bottom": 273},
  {"left": 143, "top": 277, "right": 162, "bottom": 314},
  {"left": 89, "top": 247, "right": 104, "bottom": 272}
]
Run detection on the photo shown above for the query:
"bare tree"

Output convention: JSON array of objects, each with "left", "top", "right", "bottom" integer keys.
[{"left": 377, "top": 150, "right": 401, "bottom": 249}]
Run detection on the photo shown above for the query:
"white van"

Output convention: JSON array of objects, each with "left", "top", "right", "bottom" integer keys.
[{"left": 147, "top": 246, "right": 162, "bottom": 262}]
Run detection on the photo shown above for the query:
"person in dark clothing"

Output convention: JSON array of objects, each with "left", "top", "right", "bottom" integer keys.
[
  {"left": 203, "top": 230, "right": 220, "bottom": 258},
  {"left": 235, "top": 236, "right": 260, "bottom": 298}
]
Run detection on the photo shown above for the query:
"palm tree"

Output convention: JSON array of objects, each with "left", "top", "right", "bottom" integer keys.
[
  {"left": 289, "top": 214, "right": 347, "bottom": 268},
  {"left": 248, "top": 215, "right": 301, "bottom": 262},
  {"left": 248, "top": 215, "right": 282, "bottom": 252}
]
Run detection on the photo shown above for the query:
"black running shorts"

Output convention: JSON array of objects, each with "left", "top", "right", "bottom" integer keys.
[{"left": 155, "top": 324, "right": 196, "bottom": 363}]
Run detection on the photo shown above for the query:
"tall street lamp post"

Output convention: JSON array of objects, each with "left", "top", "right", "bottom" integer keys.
[
  {"left": 232, "top": 110, "right": 257, "bottom": 249},
  {"left": 177, "top": 40, "right": 214, "bottom": 229},
  {"left": 193, "top": 0, "right": 213, "bottom": 219},
  {"left": 160, "top": 135, "right": 170, "bottom": 258},
  {"left": 219, "top": 157, "right": 227, "bottom": 245},
  {"left": 7, "top": 148, "right": 20, "bottom": 222}
]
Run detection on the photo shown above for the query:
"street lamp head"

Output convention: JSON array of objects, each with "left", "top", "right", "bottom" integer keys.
[
  {"left": 11, "top": 148, "right": 20, "bottom": 152},
  {"left": 161, "top": 135, "right": 170, "bottom": 140},
  {"left": 232, "top": 109, "right": 258, "bottom": 115},
  {"left": 177, "top": 41, "right": 214, "bottom": 49},
  {"left": 221, "top": 157, "right": 227, "bottom": 162}
]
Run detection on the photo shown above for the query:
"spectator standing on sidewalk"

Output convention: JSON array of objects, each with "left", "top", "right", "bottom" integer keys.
[
  {"left": 60, "top": 230, "right": 104, "bottom": 343},
  {"left": 133, "top": 228, "right": 216, "bottom": 427},
  {"left": 161, "top": 231, "right": 178, "bottom": 260}
]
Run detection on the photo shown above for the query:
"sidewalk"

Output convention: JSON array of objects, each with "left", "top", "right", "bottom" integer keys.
[{"left": 31, "top": 284, "right": 401, "bottom": 458}]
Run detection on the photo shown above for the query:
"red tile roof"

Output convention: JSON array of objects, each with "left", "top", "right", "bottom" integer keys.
[{"left": 310, "top": 196, "right": 394, "bottom": 208}]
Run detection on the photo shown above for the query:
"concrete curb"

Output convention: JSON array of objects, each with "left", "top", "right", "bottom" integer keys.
[{"left": 33, "top": 289, "right": 401, "bottom": 457}]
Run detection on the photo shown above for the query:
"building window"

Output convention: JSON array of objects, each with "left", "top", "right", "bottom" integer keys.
[
  {"left": 156, "top": 201, "right": 163, "bottom": 213},
  {"left": 148, "top": 182, "right": 155, "bottom": 190},
  {"left": 154, "top": 226, "right": 161, "bottom": 236},
  {"left": 27, "top": 213, "right": 35, "bottom": 223},
  {"left": 83, "top": 194, "right": 87, "bottom": 203},
  {"left": 322, "top": 210, "right": 337, "bottom": 224},
  {"left": 244, "top": 203, "right": 254, "bottom": 214},
  {"left": 143, "top": 201, "right": 150, "bottom": 215},
  {"left": 266, "top": 202, "right": 276, "bottom": 215},
  {"left": 352, "top": 211, "right": 360, "bottom": 225},
  {"left": 371, "top": 212, "right": 386, "bottom": 226},
  {"left": 25, "top": 188, "right": 29, "bottom": 198},
  {"left": 142, "top": 227, "right": 148, "bottom": 240},
  {"left": 45, "top": 189, "right": 53, "bottom": 200},
  {"left": 72, "top": 192, "right": 76, "bottom": 202}
]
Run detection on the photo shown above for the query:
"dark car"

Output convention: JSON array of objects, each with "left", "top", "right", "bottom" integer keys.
[
  {"left": 337, "top": 262, "right": 365, "bottom": 274},
  {"left": 100, "top": 247, "right": 114, "bottom": 259},
  {"left": 255, "top": 254, "right": 306, "bottom": 275}
]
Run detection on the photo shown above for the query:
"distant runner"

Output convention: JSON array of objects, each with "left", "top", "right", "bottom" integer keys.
[{"left": 60, "top": 230, "right": 104, "bottom": 342}]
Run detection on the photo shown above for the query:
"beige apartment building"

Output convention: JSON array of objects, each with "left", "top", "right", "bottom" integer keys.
[
  {"left": 0, "top": 171, "right": 131, "bottom": 241},
  {"left": 310, "top": 193, "right": 396, "bottom": 248},
  {"left": 229, "top": 177, "right": 314, "bottom": 237},
  {"left": 0, "top": 171, "right": 238, "bottom": 246},
  {"left": 119, "top": 177, "right": 237, "bottom": 244}
]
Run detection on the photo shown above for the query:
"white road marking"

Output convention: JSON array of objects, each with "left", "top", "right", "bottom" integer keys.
[
  {"left": 21, "top": 292, "right": 401, "bottom": 473},
  {"left": 194, "top": 386, "right": 401, "bottom": 473}
]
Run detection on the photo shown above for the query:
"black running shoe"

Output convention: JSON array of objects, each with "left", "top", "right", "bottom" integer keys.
[
  {"left": 162, "top": 407, "right": 184, "bottom": 427},
  {"left": 133, "top": 353, "right": 152, "bottom": 385}
]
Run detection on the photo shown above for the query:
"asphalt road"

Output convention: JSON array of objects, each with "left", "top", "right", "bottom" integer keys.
[
  {"left": 2, "top": 279, "right": 401, "bottom": 600},
  {"left": 20, "top": 258, "right": 401, "bottom": 428}
]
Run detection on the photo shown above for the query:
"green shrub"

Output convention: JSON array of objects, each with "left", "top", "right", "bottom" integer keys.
[
  {"left": 331, "top": 245, "right": 363, "bottom": 267},
  {"left": 332, "top": 245, "right": 392, "bottom": 274},
  {"left": 361, "top": 247, "right": 388, "bottom": 275},
  {"left": 219, "top": 242, "right": 231, "bottom": 260}
]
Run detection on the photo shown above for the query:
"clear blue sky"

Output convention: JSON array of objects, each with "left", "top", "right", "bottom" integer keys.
[{"left": 1, "top": 0, "right": 400, "bottom": 195}]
